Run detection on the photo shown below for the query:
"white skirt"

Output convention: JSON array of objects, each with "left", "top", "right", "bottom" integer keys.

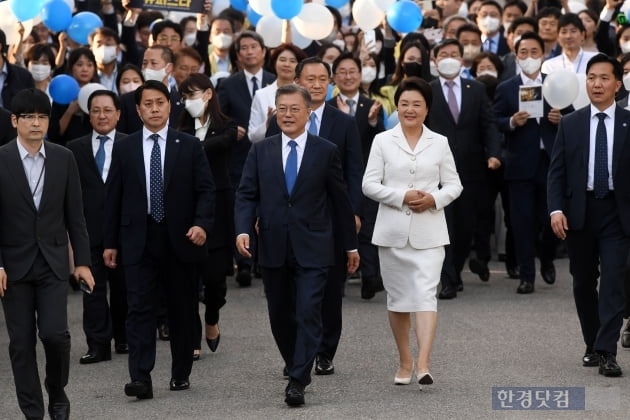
[{"left": 378, "top": 242, "right": 445, "bottom": 312}]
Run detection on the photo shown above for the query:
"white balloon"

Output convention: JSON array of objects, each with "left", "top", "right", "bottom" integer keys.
[
  {"left": 0, "top": 3, "right": 34, "bottom": 46},
  {"left": 542, "top": 69, "right": 579, "bottom": 109},
  {"left": 294, "top": 3, "right": 334, "bottom": 41},
  {"left": 572, "top": 73, "right": 590, "bottom": 110},
  {"left": 256, "top": 15, "right": 283, "bottom": 48},
  {"left": 210, "top": 71, "right": 231, "bottom": 87},
  {"left": 168, "top": 11, "right": 195, "bottom": 23},
  {"left": 249, "top": 0, "right": 274, "bottom": 16},
  {"left": 290, "top": 21, "right": 312, "bottom": 48},
  {"left": 353, "top": 0, "right": 385, "bottom": 32},
  {"left": 373, "top": 0, "right": 396, "bottom": 11},
  {"left": 564, "top": 1, "right": 587, "bottom": 13},
  {"left": 78, "top": 83, "right": 107, "bottom": 115},
  {"left": 213, "top": 0, "right": 231, "bottom": 16}
]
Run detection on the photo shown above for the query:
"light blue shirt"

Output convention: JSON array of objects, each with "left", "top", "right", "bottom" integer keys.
[{"left": 17, "top": 139, "right": 46, "bottom": 209}]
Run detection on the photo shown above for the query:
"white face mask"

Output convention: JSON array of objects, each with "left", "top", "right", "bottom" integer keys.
[
  {"left": 361, "top": 67, "right": 377, "bottom": 84},
  {"left": 480, "top": 16, "right": 501, "bottom": 34},
  {"left": 621, "top": 41, "right": 630, "bottom": 54},
  {"left": 463, "top": 44, "right": 481, "bottom": 60},
  {"left": 503, "top": 21, "right": 512, "bottom": 33},
  {"left": 623, "top": 73, "right": 630, "bottom": 91},
  {"left": 437, "top": 58, "right": 461, "bottom": 78},
  {"left": 332, "top": 39, "right": 346, "bottom": 51},
  {"left": 212, "top": 33, "right": 233, "bottom": 50},
  {"left": 29, "top": 63, "right": 51, "bottom": 82},
  {"left": 93, "top": 45, "right": 117, "bottom": 65},
  {"left": 143, "top": 66, "right": 167, "bottom": 82},
  {"left": 429, "top": 60, "right": 439, "bottom": 77},
  {"left": 185, "top": 97, "right": 206, "bottom": 118},
  {"left": 517, "top": 57, "right": 542, "bottom": 75},
  {"left": 183, "top": 32, "right": 197, "bottom": 47},
  {"left": 120, "top": 82, "right": 141, "bottom": 94},
  {"left": 477, "top": 70, "right": 498, "bottom": 78}
]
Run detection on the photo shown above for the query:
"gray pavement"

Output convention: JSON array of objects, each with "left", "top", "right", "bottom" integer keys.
[{"left": 1, "top": 258, "right": 629, "bottom": 419}]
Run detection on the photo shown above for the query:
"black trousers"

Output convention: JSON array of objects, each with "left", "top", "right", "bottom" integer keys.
[
  {"left": 358, "top": 197, "right": 381, "bottom": 280},
  {"left": 83, "top": 247, "right": 127, "bottom": 351},
  {"left": 194, "top": 247, "right": 229, "bottom": 349},
  {"left": 567, "top": 194, "right": 629, "bottom": 354},
  {"left": 1, "top": 252, "right": 70, "bottom": 419},
  {"left": 124, "top": 220, "right": 198, "bottom": 383}
]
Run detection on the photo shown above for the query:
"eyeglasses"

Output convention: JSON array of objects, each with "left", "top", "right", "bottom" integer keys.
[
  {"left": 90, "top": 108, "right": 117, "bottom": 115},
  {"left": 276, "top": 106, "right": 307, "bottom": 114},
  {"left": 19, "top": 114, "right": 49, "bottom": 122},
  {"left": 335, "top": 70, "right": 359, "bottom": 78},
  {"left": 157, "top": 36, "right": 181, "bottom": 44}
]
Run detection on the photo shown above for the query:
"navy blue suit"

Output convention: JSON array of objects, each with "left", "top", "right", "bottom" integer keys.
[
  {"left": 267, "top": 104, "right": 363, "bottom": 361},
  {"left": 548, "top": 105, "right": 630, "bottom": 354},
  {"left": 105, "top": 128, "right": 215, "bottom": 383},
  {"left": 494, "top": 74, "right": 564, "bottom": 285},
  {"left": 235, "top": 133, "right": 356, "bottom": 386}
]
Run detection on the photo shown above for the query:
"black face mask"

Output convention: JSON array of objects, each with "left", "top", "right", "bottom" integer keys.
[
  {"left": 422, "top": 17, "right": 438, "bottom": 29},
  {"left": 402, "top": 62, "right": 423, "bottom": 78}
]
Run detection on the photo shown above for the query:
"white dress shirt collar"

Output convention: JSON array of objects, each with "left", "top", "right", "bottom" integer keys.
[{"left": 17, "top": 138, "right": 46, "bottom": 159}]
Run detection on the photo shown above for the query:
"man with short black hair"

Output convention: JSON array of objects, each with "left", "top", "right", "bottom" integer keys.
[{"left": 0, "top": 29, "right": 34, "bottom": 111}]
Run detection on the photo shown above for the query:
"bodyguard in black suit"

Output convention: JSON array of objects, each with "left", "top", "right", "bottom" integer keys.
[
  {"left": 548, "top": 54, "right": 630, "bottom": 377},
  {"left": 426, "top": 39, "right": 502, "bottom": 299},
  {"left": 217, "top": 31, "right": 275, "bottom": 286},
  {"left": 267, "top": 58, "right": 363, "bottom": 375},
  {"left": 0, "top": 89, "right": 94, "bottom": 420},
  {"left": 104, "top": 81, "right": 215, "bottom": 398},
  {"left": 67, "top": 90, "right": 128, "bottom": 364},
  {"left": 236, "top": 85, "right": 359, "bottom": 406}
]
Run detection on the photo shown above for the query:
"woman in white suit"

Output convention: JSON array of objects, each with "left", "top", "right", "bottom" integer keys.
[{"left": 362, "top": 77, "right": 462, "bottom": 389}]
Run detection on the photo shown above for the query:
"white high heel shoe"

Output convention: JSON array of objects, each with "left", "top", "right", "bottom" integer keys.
[
  {"left": 416, "top": 372, "right": 434, "bottom": 390},
  {"left": 394, "top": 363, "right": 414, "bottom": 385}
]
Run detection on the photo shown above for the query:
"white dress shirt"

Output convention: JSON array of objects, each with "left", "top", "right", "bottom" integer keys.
[
  {"left": 587, "top": 103, "right": 615, "bottom": 191},
  {"left": 142, "top": 126, "right": 168, "bottom": 214},
  {"left": 92, "top": 129, "right": 116, "bottom": 182},
  {"left": 248, "top": 81, "right": 278, "bottom": 143},
  {"left": 17, "top": 139, "right": 46, "bottom": 209},
  {"left": 439, "top": 75, "right": 462, "bottom": 111},
  {"left": 541, "top": 48, "right": 598, "bottom": 74},
  {"left": 243, "top": 68, "right": 264, "bottom": 98},
  {"left": 194, "top": 116, "right": 211, "bottom": 142}
]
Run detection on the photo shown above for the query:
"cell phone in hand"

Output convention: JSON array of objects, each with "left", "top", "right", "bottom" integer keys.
[
  {"left": 79, "top": 279, "right": 92, "bottom": 294},
  {"left": 364, "top": 29, "right": 376, "bottom": 53}
]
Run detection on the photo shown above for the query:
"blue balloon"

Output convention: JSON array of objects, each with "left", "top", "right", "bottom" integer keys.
[
  {"left": 325, "top": 0, "right": 349, "bottom": 8},
  {"left": 387, "top": 0, "right": 423, "bottom": 34},
  {"left": 247, "top": 5, "right": 263, "bottom": 27},
  {"left": 49, "top": 75, "right": 80, "bottom": 105},
  {"left": 386, "top": 111, "right": 399, "bottom": 129},
  {"left": 230, "top": 0, "right": 248, "bottom": 12},
  {"left": 9, "top": 0, "right": 46, "bottom": 21},
  {"left": 41, "top": 0, "right": 73, "bottom": 32},
  {"left": 271, "top": 0, "right": 303, "bottom": 20},
  {"left": 67, "top": 12, "right": 103, "bottom": 45}
]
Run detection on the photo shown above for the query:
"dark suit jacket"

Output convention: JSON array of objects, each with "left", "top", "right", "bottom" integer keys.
[
  {"left": 500, "top": 52, "right": 517, "bottom": 82},
  {"left": 1, "top": 63, "right": 35, "bottom": 112},
  {"left": 0, "top": 107, "right": 16, "bottom": 145},
  {"left": 484, "top": 32, "right": 510, "bottom": 57},
  {"left": 494, "top": 74, "right": 567, "bottom": 180},
  {"left": 235, "top": 133, "right": 357, "bottom": 268},
  {"left": 67, "top": 131, "right": 127, "bottom": 248},
  {"left": 548, "top": 105, "right": 630, "bottom": 235},
  {"left": 116, "top": 88, "right": 184, "bottom": 135},
  {"left": 427, "top": 78, "right": 501, "bottom": 183},
  {"left": 266, "top": 104, "right": 364, "bottom": 213},
  {"left": 0, "top": 140, "right": 91, "bottom": 281},
  {"left": 104, "top": 128, "right": 215, "bottom": 265}
]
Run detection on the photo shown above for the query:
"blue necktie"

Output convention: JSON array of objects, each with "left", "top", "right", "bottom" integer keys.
[
  {"left": 95, "top": 135, "right": 108, "bottom": 176},
  {"left": 308, "top": 112, "right": 318, "bottom": 135},
  {"left": 251, "top": 76, "right": 258, "bottom": 97},
  {"left": 149, "top": 134, "right": 165, "bottom": 222},
  {"left": 594, "top": 112, "right": 609, "bottom": 198},
  {"left": 285, "top": 140, "right": 297, "bottom": 195}
]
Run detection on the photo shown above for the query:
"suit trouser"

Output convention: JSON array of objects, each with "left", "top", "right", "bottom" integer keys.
[
  {"left": 508, "top": 153, "right": 558, "bottom": 284},
  {"left": 261, "top": 248, "right": 329, "bottom": 387},
  {"left": 83, "top": 247, "right": 127, "bottom": 351},
  {"left": 1, "top": 251, "right": 70, "bottom": 419},
  {"left": 318, "top": 242, "right": 346, "bottom": 361},
  {"left": 358, "top": 197, "right": 381, "bottom": 280},
  {"left": 194, "top": 247, "right": 229, "bottom": 349},
  {"left": 125, "top": 220, "right": 198, "bottom": 383},
  {"left": 567, "top": 194, "right": 629, "bottom": 354}
]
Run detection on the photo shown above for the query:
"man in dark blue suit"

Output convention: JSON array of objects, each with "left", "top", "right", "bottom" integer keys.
[
  {"left": 266, "top": 57, "right": 363, "bottom": 376},
  {"left": 548, "top": 54, "right": 630, "bottom": 377},
  {"left": 217, "top": 31, "right": 275, "bottom": 286},
  {"left": 493, "top": 32, "right": 566, "bottom": 294},
  {"left": 236, "top": 84, "right": 359, "bottom": 406},
  {"left": 104, "top": 81, "right": 215, "bottom": 398}
]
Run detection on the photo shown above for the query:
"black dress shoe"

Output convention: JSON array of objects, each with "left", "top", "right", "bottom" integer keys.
[
  {"left": 79, "top": 347, "right": 112, "bottom": 364},
  {"left": 206, "top": 334, "right": 220, "bottom": 352},
  {"left": 157, "top": 323, "right": 170, "bottom": 341},
  {"left": 438, "top": 286, "right": 457, "bottom": 299},
  {"left": 314, "top": 355, "right": 334, "bottom": 375},
  {"left": 622, "top": 320, "right": 630, "bottom": 349},
  {"left": 115, "top": 343, "right": 129, "bottom": 354},
  {"left": 124, "top": 381, "right": 153, "bottom": 399},
  {"left": 456, "top": 281, "right": 464, "bottom": 292},
  {"left": 506, "top": 265, "right": 520, "bottom": 279},
  {"left": 284, "top": 378, "right": 305, "bottom": 407},
  {"left": 516, "top": 281, "right": 534, "bottom": 294},
  {"left": 48, "top": 402, "right": 70, "bottom": 420},
  {"left": 583, "top": 348, "right": 599, "bottom": 367},
  {"left": 540, "top": 262, "right": 556, "bottom": 285},
  {"left": 236, "top": 266, "right": 252, "bottom": 287},
  {"left": 598, "top": 352, "right": 622, "bottom": 377},
  {"left": 169, "top": 378, "right": 190, "bottom": 391},
  {"left": 361, "top": 276, "right": 384, "bottom": 300},
  {"left": 469, "top": 258, "right": 490, "bottom": 282}
]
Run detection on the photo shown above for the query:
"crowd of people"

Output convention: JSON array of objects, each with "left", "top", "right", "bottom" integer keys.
[{"left": 1, "top": 0, "right": 630, "bottom": 417}]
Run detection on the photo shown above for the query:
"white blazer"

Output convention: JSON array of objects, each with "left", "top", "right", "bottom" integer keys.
[
  {"left": 362, "top": 123, "right": 462, "bottom": 249},
  {"left": 248, "top": 81, "right": 278, "bottom": 143}
]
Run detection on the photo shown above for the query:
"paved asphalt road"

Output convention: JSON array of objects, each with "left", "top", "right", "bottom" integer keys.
[{"left": 1, "top": 258, "right": 629, "bottom": 419}]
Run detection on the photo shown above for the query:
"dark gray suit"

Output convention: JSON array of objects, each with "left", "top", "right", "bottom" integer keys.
[{"left": 0, "top": 139, "right": 90, "bottom": 419}]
